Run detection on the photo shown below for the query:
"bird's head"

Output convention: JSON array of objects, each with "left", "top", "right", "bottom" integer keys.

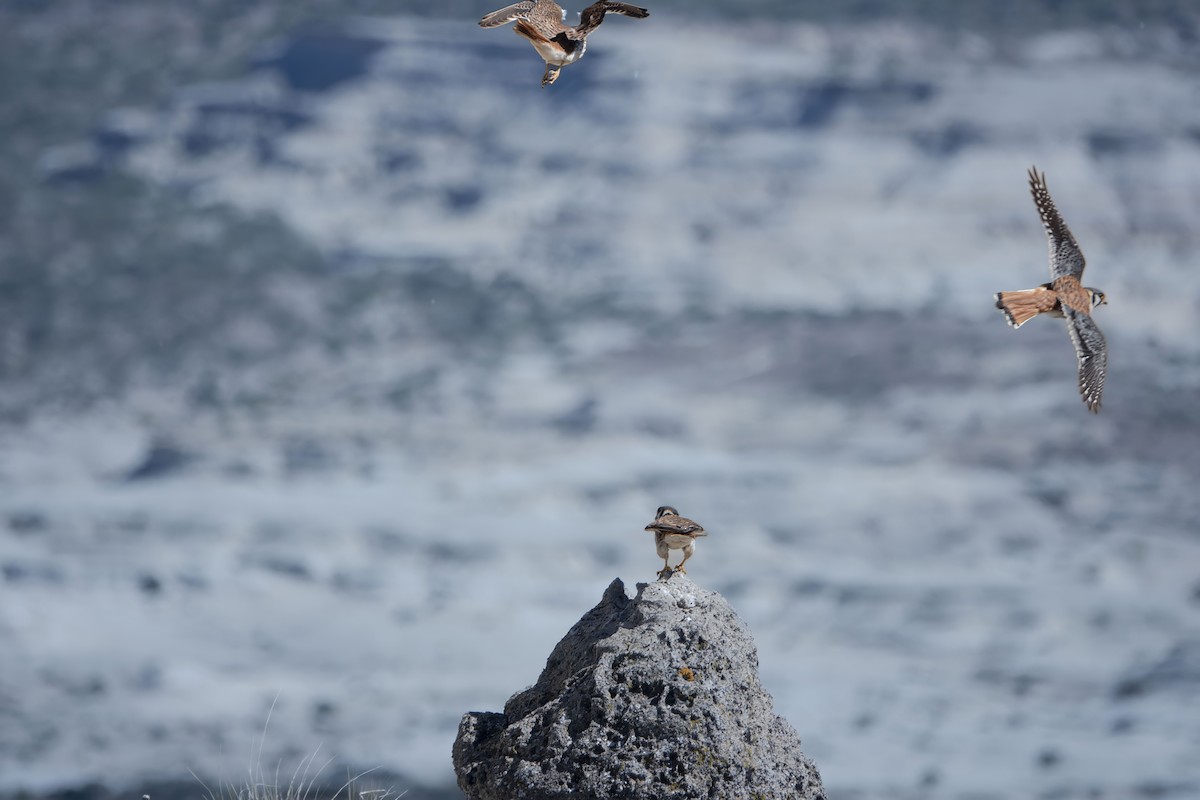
[
  {"left": 1087, "top": 288, "right": 1107, "bottom": 309},
  {"left": 655, "top": 505, "right": 679, "bottom": 519}
]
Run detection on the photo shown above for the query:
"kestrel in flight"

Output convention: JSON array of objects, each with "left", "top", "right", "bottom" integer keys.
[
  {"left": 478, "top": 0, "right": 649, "bottom": 87},
  {"left": 994, "top": 166, "right": 1108, "bottom": 413},
  {"left": 644, "top": 506, "right": 707, "bottom": 579}
]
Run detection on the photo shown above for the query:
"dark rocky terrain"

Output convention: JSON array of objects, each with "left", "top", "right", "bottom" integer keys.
[{"left": 456, "top": 575, "right": 825, "bottom": 799}]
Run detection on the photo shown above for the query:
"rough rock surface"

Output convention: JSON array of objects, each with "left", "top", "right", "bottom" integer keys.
[{"left": 453, "top": 574, "right": 826, "bottom": 800}]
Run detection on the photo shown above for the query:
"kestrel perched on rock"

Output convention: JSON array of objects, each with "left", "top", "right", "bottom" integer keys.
[
  {"left": 478, "top": 0, "right": 649, "bottom": 87},
  {"left": 644, "top": 506, "right": 707, "bottom": 579},
  {"left": 994, "top": 166, "right": 1108, "bottom": 413}
]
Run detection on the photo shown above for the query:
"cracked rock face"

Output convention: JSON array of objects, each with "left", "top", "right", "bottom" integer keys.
[{"left": 453, "top": 575, "right": 826, "bottom": 799}]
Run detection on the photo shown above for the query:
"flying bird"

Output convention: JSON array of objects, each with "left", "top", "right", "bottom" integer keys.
[
  {"left": 994, "top": 167, "right": 1108, "bottom": 413},
  {"left": 644, "top": 506, "right": 707, "bottom": 579},
  {"left": 478, "top": 0, "right": 649, "bottom": 87}
]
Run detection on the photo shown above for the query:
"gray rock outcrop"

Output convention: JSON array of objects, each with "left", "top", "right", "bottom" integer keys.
[{"left": 453, "top": 574, "right": 826, "bottom": 799}]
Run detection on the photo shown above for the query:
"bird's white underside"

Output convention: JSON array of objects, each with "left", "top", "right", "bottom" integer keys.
[
  {"left": 528, "top": 36, "right": 587, "bottom": 67},
  {"left": 655, "top": 531, "right": 699, "bottom": 558}
]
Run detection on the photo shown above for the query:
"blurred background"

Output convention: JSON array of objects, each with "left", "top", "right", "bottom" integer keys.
[{"left": 2, "top": 1, "right": 1200, "bottom": 799}]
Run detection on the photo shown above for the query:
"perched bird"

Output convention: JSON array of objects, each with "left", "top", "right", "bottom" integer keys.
[
  {"left": 995, "top": 167, "right": 1108, "bottom": 413},
  {"left": 478, "top": 0, "right": 649, "bottom": 87},
  {"left": 644, "top": 506, "right": 707, "bottom": 579}
]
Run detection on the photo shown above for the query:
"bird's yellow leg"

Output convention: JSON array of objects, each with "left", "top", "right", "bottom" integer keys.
[
  {"left": 657, "top": 556, "right": 673, "bottom": 579},
  {"left": 674, "top": 551, "right": 692, "bottom": 574}
]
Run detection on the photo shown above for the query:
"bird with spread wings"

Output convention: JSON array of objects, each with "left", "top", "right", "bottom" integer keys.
[
  {"left": 995, "top": 167, "right": 1108, "bottom": 413},
  {"left": 478, "top": 0, "right": 649, "bottom": 87}
]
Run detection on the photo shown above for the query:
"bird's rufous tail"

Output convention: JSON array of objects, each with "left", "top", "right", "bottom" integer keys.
[{"left": 994, "top": 287, "right": 1056, "bottom": 328}]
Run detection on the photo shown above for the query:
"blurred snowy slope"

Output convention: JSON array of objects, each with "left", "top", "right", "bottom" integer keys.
[{"left": 1, "top": 9, "right": 1200, "bottom": 800}]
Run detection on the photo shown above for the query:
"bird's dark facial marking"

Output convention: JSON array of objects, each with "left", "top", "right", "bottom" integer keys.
[{"left": 656, "top": 505, "right": 679, "bottom": 518}]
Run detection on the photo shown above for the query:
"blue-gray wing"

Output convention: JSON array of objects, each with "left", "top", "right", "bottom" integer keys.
[
  {"left": 1063, "top": 306, "right": 1106, "bottom": 413},
  {"left": 1029, "top": 166, "right": 1086, "bottom": 282}
]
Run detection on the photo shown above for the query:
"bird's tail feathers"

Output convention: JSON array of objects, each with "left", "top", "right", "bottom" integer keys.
[{"left": 994, "top": 288, "right": 1053, "bottom": 328}]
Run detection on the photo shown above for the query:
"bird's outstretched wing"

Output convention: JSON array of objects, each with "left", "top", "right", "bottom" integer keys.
[
  {"left": 645, "top": 516, "right": 706, "bottom": 536},
  {"left": 1063, "top": 306, "right": 1107, "bottom": 413},
  {"left": 573, "top": 1, "right": 649, "bottom": 37},
  {"left": 479, "top": 1, "right": 537, "bottom": 27},
  {"left": 1028, "top": 166, "right": 1086, "bottom": 282}
]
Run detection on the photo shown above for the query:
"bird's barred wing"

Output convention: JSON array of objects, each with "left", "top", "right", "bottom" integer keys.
[
  {"left": 479, "top": 1, "right": 536, "bottom": 28},
  {"left": 645, "top": 517, "right": 706, "bottom": 536},
  {"left": 1063, "top": 306, "right": 1107, "bottom": 413},
  {"left": 1028, "top": 166, "right": 1086, "bottom": 282},
  {"left": 598, "top": 1, "right": 650, "bottom": 16},
  {"left": 573, "top": 1, "right": 649, "bottom": 37}
]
